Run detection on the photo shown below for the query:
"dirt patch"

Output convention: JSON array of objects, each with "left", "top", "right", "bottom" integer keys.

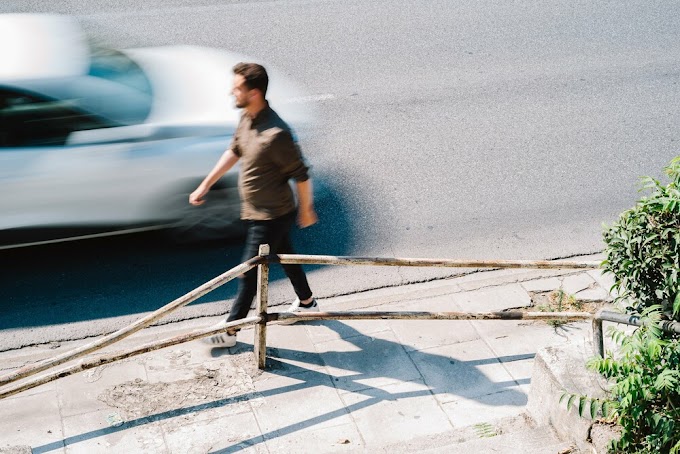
[
  {"left": 529, "top": 290, "right": 604, "bottom": 314},
  {"left": 505, "top": 289, "right": 607, "bottom": 328},
  {"left": 98, "top": 358, "right": 259, "bottom": 420}
]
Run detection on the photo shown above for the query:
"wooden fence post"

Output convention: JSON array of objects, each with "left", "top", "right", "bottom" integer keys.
[{"left": 254, "top": 244, "right": 270, "bottom": 369}]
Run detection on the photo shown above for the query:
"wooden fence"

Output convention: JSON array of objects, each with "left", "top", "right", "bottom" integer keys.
[{"left": 0, "top": 246, "right": 601, "bottom": 400}]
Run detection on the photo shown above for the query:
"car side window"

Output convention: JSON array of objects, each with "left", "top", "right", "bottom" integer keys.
[{"left": 0, "top": 89, "right": 112, "bottom": 147}]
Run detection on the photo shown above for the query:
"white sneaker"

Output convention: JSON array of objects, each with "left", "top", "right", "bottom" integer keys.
[
  {"left": 204, "top": 332, "right": 237, "bottom": 348},
  {"left": 280, "top": 298, "right": 319, "bottom": 325},
  {"left": 203, "top": 321, "right": 238, "bottom": 348}
]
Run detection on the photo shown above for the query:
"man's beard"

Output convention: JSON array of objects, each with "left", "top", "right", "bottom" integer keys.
[{"left": 235, "top": 98, "right": 248, "bottom": 109}]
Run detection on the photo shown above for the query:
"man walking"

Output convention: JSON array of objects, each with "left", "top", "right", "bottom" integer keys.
[{"left": 190, "top": 62, "right": 319, "bottom": 347}]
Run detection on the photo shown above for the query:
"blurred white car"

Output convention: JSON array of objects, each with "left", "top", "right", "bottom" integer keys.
[{"left": 0, "top": 14, "right": 311, "bottom": 245}]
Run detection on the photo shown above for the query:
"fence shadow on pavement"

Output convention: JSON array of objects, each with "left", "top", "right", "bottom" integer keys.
[{"left": 31, "top": 320, "right": 529, "bottom": 453}]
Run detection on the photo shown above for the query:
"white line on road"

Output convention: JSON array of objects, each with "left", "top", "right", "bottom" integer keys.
[
  {"left": 0, "top": 225, "right": 171, "bottom": 251},
  {"left": 282, "top": 93, "right": 337, "bottom": 104}
]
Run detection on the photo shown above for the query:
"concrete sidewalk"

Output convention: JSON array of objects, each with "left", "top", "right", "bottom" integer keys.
[{"left": 0, "top": 255, "right": 614, "bottom": 453}]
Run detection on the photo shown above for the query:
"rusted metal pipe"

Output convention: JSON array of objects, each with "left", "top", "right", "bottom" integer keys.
[{"left": 596, "top": 310, "right": 680, "bottom": 333}]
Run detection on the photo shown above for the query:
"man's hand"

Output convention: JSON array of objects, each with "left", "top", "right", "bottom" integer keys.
[
  {"left": 298, "top": 206, "right": 318, "bottom": 228},
  {"left": 189, "top": 185, "right": 209, "bottom": 206},
  {"left": 189, "top": 149, "right": 240, "bottom": 206}
]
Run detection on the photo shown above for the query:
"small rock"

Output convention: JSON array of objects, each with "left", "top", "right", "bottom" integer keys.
[
  {"left": 337, "top": 439, "right": 350, "bottom": 445},
  {"left": 0, "top": 446, "right": 33, "bottom": 454},
  {"left": 106, "top": 413, "right": 124, "bottom": 427}
]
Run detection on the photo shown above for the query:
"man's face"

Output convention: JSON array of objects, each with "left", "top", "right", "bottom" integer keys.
[{"left": 232, "top": 74, "right": 251, "bottom": 109}]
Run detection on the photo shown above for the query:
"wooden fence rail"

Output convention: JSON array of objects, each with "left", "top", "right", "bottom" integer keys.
[{"left": 275, "top": 254, "right": 601, "bottom": 270}]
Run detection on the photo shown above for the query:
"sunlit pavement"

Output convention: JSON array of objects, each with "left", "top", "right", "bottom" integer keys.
[{"left": 0, "top": 254, "right": 613, "bottom": 453}]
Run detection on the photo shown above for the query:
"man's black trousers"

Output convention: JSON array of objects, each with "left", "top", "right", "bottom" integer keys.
[{"left": 227, "top": 210, "right": 313, "bottom": 322}]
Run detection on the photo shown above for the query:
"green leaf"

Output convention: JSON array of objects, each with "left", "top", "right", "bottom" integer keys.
[
  {"left": 578, "top": 396, "right": 587, "bottom": 417},
  {"left": 559, "top": 392, "right": 569, "bottom": 404},
  {"left": 670, "top": 440, "right": 680, "bottom": 454},
  {"left": 590, "top": 399, "right": 598, "bottom": 419},
  {"left": 655, "top": 369, "right": 679, "bottom": 390},
  {"left": 601, "top": 400, "right": 614, "bottom": 418},
  {"left": 566, "top": 394, "right": 576, "bottom": 412}
]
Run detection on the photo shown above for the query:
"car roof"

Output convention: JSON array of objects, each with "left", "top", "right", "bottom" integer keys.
[{"left": 0, "top": 14, "right": 89, "bottom": 80}]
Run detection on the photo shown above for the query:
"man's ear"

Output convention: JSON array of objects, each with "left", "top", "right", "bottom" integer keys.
[{"left": 251, "top": 89, "right": 264, "bottom": 101}]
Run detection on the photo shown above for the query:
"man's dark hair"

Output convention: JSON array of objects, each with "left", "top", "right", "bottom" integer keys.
[{"left": 233, "top": 62, "right": 269, "bottom": 97}]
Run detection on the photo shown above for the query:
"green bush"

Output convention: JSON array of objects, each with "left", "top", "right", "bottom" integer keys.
[
  {"left": 561, "top": 306, "right": 680, "bottom": 453},
  {"left": 602, "top": 157, "right": 680, "bottom": 319},
  {"left": 563, "top": 158, "right": 680, "bottom": 452}
]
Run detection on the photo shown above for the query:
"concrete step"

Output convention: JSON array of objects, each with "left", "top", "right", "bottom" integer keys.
[
  {"left": 431, "top": 426, "right": 577, "bottom": 453},
  {"left": 375, "top": 415, "right": 579, "bottom": 454}
]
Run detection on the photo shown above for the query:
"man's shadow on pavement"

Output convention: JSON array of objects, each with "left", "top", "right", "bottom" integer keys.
[{"left": 209, "top": 319, "right": 530, "bottom": 452}]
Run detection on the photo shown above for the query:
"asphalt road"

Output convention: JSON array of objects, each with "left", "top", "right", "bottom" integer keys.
[{"left": 2, "top": 0, "right": 679, "bottom": 349}]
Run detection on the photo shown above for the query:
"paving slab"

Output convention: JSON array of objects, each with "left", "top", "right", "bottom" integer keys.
[
  {"left": 304, "top": 318, "right": 392, "bottom": 344},
  {"left": 262, "top": 421, "right": 363, "bottom": 454},
  {"left": 56, "top": 359, "right": 148, "bottom": 418},
  {"left": 440, "top": 387, "right": 529, "bottom": 428},
  {"left": 252, "top": 370, "right": 353, "bottom": 437},
  {"left": 434, "top": 426, "right": 574, "bottom": 454},
  {"left": 257, "top": 324, "right": 327, "bottom": 376},
  {"left": 520, "top": 277, "right": 563, "bottom": 293},
  {"left": 455, "top": 284, "right": 532, "bottom": 312},
  {"left": 470, "top": 319, "right": 592, "bottom": 359},
  {"left": 0, "top": 389, "right": 65, "bottom": 453},
  {"left": 587, "top": 269, "right": 617, "bottom": 296},
  {"left": 561, "top": 273, "right": 596, "bottom": 295},
  {"left": 408, "top": 339, "right": 518, "bottom": 404},
  {"left": 60, "top": 410, "right": 166, "bottom": 454},
  {"left": 250, "top": 367, "right": 366, "bottom": 451},
  {"left": 387, "top": 297, "right": 479, "bottom": 351},
  {"left": 575, "top": 285, "right": 611, "bottom": 301},
  {"left": 162, "top": 410, "right": 266, "bottom": 454},
  {"left": 494, "top": 353, "right": 536, "bottom": 385},
  {"left": 340, "top": 379, "right": 453, "bottom": 447},
  {"left": 314, "top": 327, "right": 422, "bottom": 394}
]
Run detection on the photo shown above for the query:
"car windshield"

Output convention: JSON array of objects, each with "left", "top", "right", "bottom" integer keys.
[
  {"left": 0, "top": 88, "right": 118, "bottom": 147},
  {"left": 88, "top": 48, "right": 153, "bottom": 96},
  {"left": 0, "top": 51, "right": 155, "bottom": 147}
]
